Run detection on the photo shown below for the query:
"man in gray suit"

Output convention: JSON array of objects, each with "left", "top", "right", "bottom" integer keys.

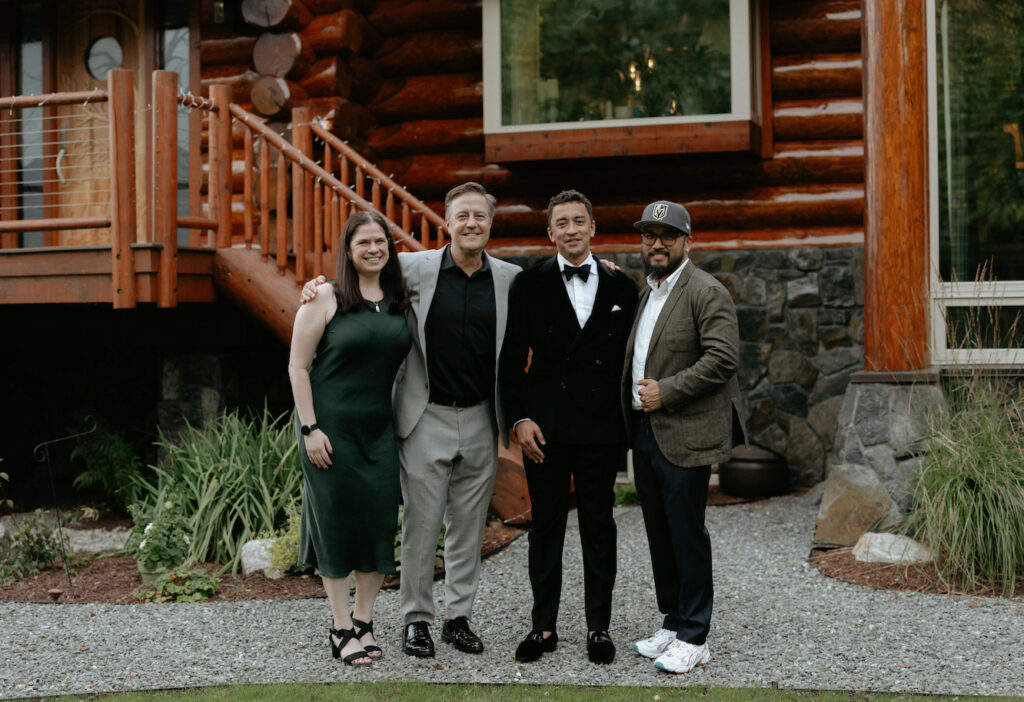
[
  {"left": 621, "top": 200, "right": 744, "bottom": 675},
  {"left": 302, "top": 182, "right": 520, "bottom": 657}
]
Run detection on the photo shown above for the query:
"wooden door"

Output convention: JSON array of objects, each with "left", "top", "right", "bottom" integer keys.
[{"left": 51, "top": 0, "right": 146, "bottom": 245}]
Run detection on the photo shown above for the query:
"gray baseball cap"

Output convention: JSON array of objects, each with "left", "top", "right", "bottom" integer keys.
[{"left": 634, "top": 200, "right": 691, "bottom": 235}]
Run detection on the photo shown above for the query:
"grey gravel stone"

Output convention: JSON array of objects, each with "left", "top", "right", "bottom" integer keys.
[{"left": 2, "top": 500, "right": 1022, "bottom": 698}]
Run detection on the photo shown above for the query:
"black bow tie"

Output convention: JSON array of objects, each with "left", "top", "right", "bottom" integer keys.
[{"left": 563, "top": 264, "right": 591, "bottom": 282}]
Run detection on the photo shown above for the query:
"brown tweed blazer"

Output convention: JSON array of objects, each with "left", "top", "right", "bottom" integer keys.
[{"left": 620, "top": 262, "right": 746, "bottom": 467}]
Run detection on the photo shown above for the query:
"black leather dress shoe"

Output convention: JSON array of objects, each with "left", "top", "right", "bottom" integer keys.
[
  {"left": 515, "top": 630, "right": 558, "bottom": 662},
  {"left": 403, "top": 621, "right": 434, "bottom": 657},
  {"left": 587, "top": 630, "right": 615, "bottom": 664},
  {"left": 441, "top": 616, "right": 484, "bottom": 653}
]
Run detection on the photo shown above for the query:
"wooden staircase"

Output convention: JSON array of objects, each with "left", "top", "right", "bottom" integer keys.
[{"left": 0, "top": 69, "right": 447, "bottom": 344}]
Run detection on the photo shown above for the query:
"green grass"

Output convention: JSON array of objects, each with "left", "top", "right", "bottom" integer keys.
[{"left": 44, "top": 682, "right": 1024, "bottom": 702}]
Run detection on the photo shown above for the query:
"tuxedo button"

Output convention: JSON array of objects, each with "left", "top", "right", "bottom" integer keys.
[
  {"left": 560, "top": 381, "right": 567, "bottom": 389},
  {"left": 595, "top": 359, "right": 602, "bottom": 366},
  {"left": 563, "top": 354, "right": 570, "bottom": 361}
]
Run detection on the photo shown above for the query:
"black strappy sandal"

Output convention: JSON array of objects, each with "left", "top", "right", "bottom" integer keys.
[
  {"left": 329, "top": 627, "right": 372, "bottom": 666},
  {"left": 352, "top": 617, "right": 383, "bottom": 659}
]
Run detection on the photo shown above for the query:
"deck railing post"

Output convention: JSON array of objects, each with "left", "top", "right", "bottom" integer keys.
[
  {"left": 153, "top": 70, "right": 178, "bottom": 308},
  {"left": 210, "top": 84, "right": 233, "bottom": 248},
  {"left": 108, "top": 69, "right": 137, "bottom": 309},
  {"left": 293, "top": 106, "right": 311, "bottom": 282}
]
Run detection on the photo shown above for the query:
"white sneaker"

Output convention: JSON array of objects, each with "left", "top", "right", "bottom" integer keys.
[
  {"left": 654, "top": 640, "right": 710, "bottom": 674},
  {"left": 633, "top": 628, "right": 676, "bottom": 659}
]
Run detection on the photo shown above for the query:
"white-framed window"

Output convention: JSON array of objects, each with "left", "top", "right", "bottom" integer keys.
[
  {"left": 928, "top": 0, "right": 1024, "bottom": 366},
  {"left": 482, "top": 0, "right": 753, "bottom": 135}
]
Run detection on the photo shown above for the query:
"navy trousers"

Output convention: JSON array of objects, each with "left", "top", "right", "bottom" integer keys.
[{"left": 631, "top": 412, "right": 713, "bottom": 645}]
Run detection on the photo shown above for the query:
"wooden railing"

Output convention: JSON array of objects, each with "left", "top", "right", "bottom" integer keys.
[{"left": 1, "top": 68, "right": 445, "bottom": 310}]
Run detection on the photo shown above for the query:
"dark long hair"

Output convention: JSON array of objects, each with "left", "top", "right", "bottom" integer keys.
[{"left": 334, "top": 210, "right": 409, "bottom": 314}]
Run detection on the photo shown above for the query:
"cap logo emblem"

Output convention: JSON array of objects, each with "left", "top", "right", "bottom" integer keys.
[{"left": 653, "top": 203, "right": 668, "bottom": 220}]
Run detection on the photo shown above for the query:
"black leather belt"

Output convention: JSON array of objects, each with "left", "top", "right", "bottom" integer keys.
[{"left": 429, "top": 394, "right": 482, "bottom": 408}]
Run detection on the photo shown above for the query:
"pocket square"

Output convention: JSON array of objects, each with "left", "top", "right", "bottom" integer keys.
[{"left": 611, "top": 305, "right": 623, "bottom": 312}]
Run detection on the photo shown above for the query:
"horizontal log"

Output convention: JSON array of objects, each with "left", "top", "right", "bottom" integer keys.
[
  {"left": 302, "top": 9, "right": 365, "bottom": 56},
  {"left": 251, "top": 75, "right": 309, "bottom": 116},
  {"left": 242, "top": 0, "right": 313, "bottom": 29},
  {"left": 306, "top": 96, "right": 364, "bottom": 141},
  {"left": 201, "top": 63, "right": 254, "bottom": 80},
  {"left": 298, "top": 56, "right": 353, "bottom": 98},
  {"left": 772, "top": 53, "right": 862, "bottom": 99},
  {"left": 371, "top": 73, "right": 482, "bottom": 124},
  {"left": 201, "top": 70, "right": 259, "bottom": 103},
  {"left": 200, "top": 35, "right": 258, "bottom": 65},
  {"left": 369, "top": 0, "right": 481, "bottom": 36},
  {"left": 773, "top": 98, "right": 863, "bottom": 140},
  {"left": 367, "top": 117, "right": 482, "bottom": 158},
  {"left": 375, "top": 30, "right": 481, "bottom": 77},
  {"left": 487, "top": 227, "right": 865, "bottom": 255},
  {"left": 772, "top": 0, "right": 862, "bottom": 55},
  {"left": 253, "top": 32, "right": 315, "bottom": 78},
  {"left": 349, "top": 56, "right": 382, "bottom": 104}
]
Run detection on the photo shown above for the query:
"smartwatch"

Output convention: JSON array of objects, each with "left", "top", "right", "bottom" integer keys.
[{"left": 300, "top": 423, "right": 319, "bottom": 436}]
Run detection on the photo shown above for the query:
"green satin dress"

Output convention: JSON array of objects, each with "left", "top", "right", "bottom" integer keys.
[{"left": 297, "top": 303, "right": 412, "bottom": 576}]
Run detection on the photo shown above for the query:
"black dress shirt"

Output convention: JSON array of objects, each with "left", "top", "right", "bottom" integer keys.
[{"left": 425, "top": 247, "right": 496, "bottom": 405}]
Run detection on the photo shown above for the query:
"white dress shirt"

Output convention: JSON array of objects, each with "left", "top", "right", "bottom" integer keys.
[
  {"left": 557, "top": 253, "right": 598, "bottom": 328},
  {"left": 631, "top": 259, "right": 689, "bottom": 410}
]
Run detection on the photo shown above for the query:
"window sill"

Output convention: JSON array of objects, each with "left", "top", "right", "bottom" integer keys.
[{"left": 484, "top": 120, "right": 761, "bottom": 162}]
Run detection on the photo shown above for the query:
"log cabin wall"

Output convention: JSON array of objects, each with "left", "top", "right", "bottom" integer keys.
[
  {"left": 188, "top": 0, "right": 866, "bottom": 486},
  {"left": 354, "top": 0, "right": 865, "bottom": 486}
]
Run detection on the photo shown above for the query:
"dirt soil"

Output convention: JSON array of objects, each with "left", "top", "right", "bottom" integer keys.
[{"left": 0, "top": 524, "right": 526, "bottom": 604}]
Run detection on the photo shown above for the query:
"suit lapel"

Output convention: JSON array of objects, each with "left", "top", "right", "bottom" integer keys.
[
  {"left": 648, "top": 261, "right": 696, "bottom": 350},
  {"left": 543, "top": 257, "right": 582, "bottom": 335},
  {"left": 415, "top": 246, "right": 445, "bottom": 364},
  {"left": 491, "top": 253, "right": 514, "bottom": 355}
]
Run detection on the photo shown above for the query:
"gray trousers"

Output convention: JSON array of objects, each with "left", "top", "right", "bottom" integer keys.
[{"left": 399, "top": 401, "right": 498, "bottom": 626}]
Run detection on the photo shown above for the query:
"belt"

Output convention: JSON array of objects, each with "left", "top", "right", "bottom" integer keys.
[{"left": 429, "top": 394, "right": 483, "bottom": 408}]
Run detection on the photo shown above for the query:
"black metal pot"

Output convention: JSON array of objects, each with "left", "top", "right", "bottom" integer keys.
[{"left": 718, "top": 444, "right": 788, "bottom": 498}]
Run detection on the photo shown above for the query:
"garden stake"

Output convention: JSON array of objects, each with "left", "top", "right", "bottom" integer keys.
[{"left": 32, "top": 416, "right": 97, "bottom": 590}]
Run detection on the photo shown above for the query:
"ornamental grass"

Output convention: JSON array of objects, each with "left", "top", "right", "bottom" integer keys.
[{"left": 132, "top": 407, "right": 302, "bottom": 573}]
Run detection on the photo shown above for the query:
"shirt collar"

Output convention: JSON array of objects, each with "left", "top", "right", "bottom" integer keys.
[
  {"left": 646, "top": 257, "right": 688, "bottom": 293},
  {"left": 556, "top": 252, "right": 595, "bottom": 273},
  {"left": 441, "top": 244, "right": 491, "bottom": 272}
]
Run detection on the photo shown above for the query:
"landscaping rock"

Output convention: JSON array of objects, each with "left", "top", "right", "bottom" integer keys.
[
  {"left": 814, "top": 463, "right": 898, "bottom": 547},
  {"left": 240, "top": 538, "right": 284, "bottom": 579},
  {"left": 852, "top": 532, "right": 936, "bottom": 564}
]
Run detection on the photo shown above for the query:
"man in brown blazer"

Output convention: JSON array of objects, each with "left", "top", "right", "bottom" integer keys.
[{"left": 620, "top": 200, "right": 745, "bottom": 675}]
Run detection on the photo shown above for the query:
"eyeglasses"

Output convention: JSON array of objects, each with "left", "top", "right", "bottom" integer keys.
[{"left": 640, "top": 231, "right": 686, "bottom": 245}]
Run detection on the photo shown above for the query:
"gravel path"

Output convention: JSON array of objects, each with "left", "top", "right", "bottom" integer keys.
[{"left": 2, "top": 491, "right": 1022, "bottom": 698}]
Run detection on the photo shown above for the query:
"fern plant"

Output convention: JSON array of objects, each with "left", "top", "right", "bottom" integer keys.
[{"left": 71, "top": 429, "right": 144, "bottom": 509}]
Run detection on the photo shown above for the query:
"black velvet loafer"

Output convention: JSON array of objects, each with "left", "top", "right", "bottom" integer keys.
[
  {"left": 403, "top": 621, "right": 435, "bottom": 657},
  {"left": 587, "top": 630, "right": 615, "bottom": 664},
  {"left": 441, "top": 616, "right": 484, "bottom": 654},
  {"left": 515, "top": 630, "right": 558, "bottom": 662}
]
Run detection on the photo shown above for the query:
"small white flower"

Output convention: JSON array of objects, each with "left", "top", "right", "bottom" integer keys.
[
  {"left": 138, "top": 539, "right": 147, "bottom": 551},
  {"left": 183, "top": 535, "right": 190, "bottom": 544},
  {"left": 144, "top": 523, "right": 154, "bottom": 534}
]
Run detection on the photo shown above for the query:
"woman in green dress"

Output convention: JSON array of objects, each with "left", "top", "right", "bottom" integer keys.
[{"left": 288, "top": 210, "right": 412, "bottom": 666}]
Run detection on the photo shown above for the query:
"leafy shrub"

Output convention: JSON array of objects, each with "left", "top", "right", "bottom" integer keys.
[
  {"left": 903, "top": 377, "right": 1024, "bottom": 596},
  {"left": 0, "top": 509, "right": 69, "bottom": 586},
  {"left": 267, "top": 513, "right": 309, "bottom": 575},
  {"left": 132, "top": 407, "right": 301, "bottom": 572},
  {"left": 128, "top": 498, "right": 191, "bottom": 571},
  {"left": 0, "top": 465, "right": 12, "bottom": 512},
  {"left": 71, "top": 429, "right": 144, "bottom": 510},
  {"left": 614, "top": 482, "right": 639, "bottom": 505},
  {"left": 133, "top": 566, "right": 220, "bottom": 603}
]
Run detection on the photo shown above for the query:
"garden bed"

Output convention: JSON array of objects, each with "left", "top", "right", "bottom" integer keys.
[{"left": 0, "top": 523, "right": 525, "bottom": 604}]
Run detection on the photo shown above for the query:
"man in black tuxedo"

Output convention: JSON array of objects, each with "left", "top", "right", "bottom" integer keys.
[{"left": 499, "top": 189, "right": 638, "bottom": 664}]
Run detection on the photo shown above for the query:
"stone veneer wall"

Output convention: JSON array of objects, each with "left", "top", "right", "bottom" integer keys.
[{"left": 503, "top": 245, "right": 864, "bottom": 487}]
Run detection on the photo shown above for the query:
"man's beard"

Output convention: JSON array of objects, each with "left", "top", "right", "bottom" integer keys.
[{"left": 643, "top": 249, "right": 686, "bottom": 279}]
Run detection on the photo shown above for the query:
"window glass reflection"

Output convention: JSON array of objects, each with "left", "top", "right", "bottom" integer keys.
[
  {"left": 500, "top": 0, "right": 731, "bottom": 127},
  {"left": 937, "top": 0, "right": 1024, "bottom": 283}
]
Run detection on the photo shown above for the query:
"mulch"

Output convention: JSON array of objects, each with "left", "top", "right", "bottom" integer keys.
[
  {"left": 810, "top": 547, "right": 1023, "bottom": 598},
  {"left": 0, "top": 524, "right": 526, "bottom": 605}
]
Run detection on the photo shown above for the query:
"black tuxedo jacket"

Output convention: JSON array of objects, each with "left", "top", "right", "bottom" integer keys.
[{"left": 499, "top": 257, "right": 639, "bottom": 445}]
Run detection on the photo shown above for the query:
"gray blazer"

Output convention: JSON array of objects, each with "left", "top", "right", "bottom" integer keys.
[
  {"left": 394, "top": 246, "right": 521, "bottom": 446},
  {"left": 621, "top": 262, "right": 747, "bottom": 467}
]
